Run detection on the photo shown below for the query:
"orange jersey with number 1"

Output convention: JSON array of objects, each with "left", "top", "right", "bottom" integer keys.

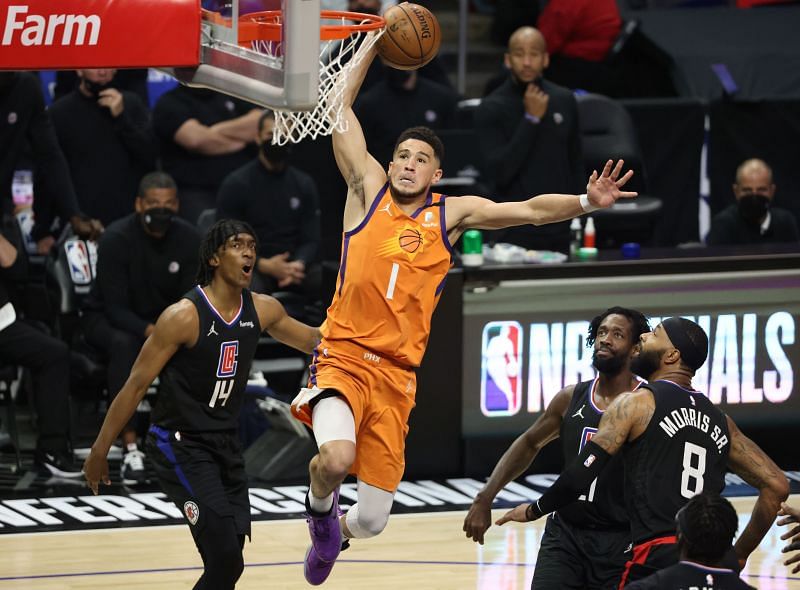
[{"left": 321, "top": 184, "right": 454, "bottom": 367}]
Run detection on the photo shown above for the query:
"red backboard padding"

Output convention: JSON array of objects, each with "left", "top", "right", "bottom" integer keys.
[{"left": 0, "top": 0, "right": 200, "bottom": 69}]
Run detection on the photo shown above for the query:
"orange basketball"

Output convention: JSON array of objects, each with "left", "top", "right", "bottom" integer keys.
[
  {"left": 399, "top": 228, "right": 423, "bottom": 253},
  {"left": 376, "top": 2, "right": 441, "bottom": 71}
]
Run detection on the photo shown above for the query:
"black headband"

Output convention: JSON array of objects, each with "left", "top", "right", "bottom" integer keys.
[{"left": 662, "top": 317, "right": 708, "bottom": 372}]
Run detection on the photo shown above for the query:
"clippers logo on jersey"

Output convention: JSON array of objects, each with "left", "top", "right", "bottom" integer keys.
[
  {"left": 481, "top": 321, "right": 523, "bottom": 416},
  {"left": 183, "top": 501, "right": 199, "bottom": 525},
  {"left": 64, "top": 239, "right": 93, "bottom": 285},
  {"left": 216, "top": 341, "right": 239, "bottom": 378},
  {"left": 376, "top": 224, "right": 425, "bottom": 259},
  {"left": 579, "top": 426, "right": 598, "bottom": 452}
]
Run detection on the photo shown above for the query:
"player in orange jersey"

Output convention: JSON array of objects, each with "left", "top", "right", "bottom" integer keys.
[{"left": 291, "top": 46, "right": 637, "bottom": 585}]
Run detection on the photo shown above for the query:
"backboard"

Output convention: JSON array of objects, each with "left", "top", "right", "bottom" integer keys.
[{"left": 161, "top": 0, "right": 323, "bottom": 110}]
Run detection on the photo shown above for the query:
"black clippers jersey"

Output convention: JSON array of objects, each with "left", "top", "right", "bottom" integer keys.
[
  {"left": 152, "top": 286, "right": 261, "bottom": 432},
  {"left": 558, "top": 378, "right": 630, "bottom": 529},
  {"left": 623, "top": 380, "right": 730, "bottom": 544}
]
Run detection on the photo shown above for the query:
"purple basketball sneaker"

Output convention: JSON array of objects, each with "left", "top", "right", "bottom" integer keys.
[{"left": 304, "top": 488, "right": 342, "bottom": 585}]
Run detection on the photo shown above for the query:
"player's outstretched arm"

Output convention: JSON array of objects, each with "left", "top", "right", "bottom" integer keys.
[
  {"left": 463, "top": 387, "right": 573, "bottom": 544},
  {"left": 726, "top": 416, "right": 789, "bottom": 567},
  {"left": 254, "top": 293, "right": 321, "bottom": 354},
  {"left": 447, "top": 160, "right": 636, "bottom": 239},
  {"left": 778, "top": 502, "right": 800, "bottom": 573},
  {"left": 83, "top": 300, "right": 198, "bottom": 494},
  {"left": 495, "top": 389, "right": 653, "bottom": 526},
  {"left": 332, "top": 47, "right": 386, "bottom": 199}
]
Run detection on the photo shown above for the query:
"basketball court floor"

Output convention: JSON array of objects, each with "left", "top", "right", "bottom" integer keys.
[{"left": 1, "top": 495, "right": 798, "bottom": 589}]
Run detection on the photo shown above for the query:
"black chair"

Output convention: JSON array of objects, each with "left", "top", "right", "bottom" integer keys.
[
  {"left": 436, "top": 128, "right": 490, "bottom": 197},
  {"left": 0, "top": 364, "right": 22, "bottom": 471},
  {"left": 197, "top": 208, "right": 217, "bottom": 235},
  {"left": 576, "top": 93, "right": 662, "bottom": 247}
]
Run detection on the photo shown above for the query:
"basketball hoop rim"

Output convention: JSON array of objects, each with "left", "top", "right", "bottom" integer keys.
[{"left": 202, "top": 9, "right": 385, "bottom": 43}]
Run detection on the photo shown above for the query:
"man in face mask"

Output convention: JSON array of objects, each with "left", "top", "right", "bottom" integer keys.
[
  {"left": 216, "top": 110, "right": 322, "bottom": 304},
  {"left": 706, "top": 158, "right": 799, "bottom": 246},
  {"left": 82, "top": 171, "right": 201, "bottom": 486}
]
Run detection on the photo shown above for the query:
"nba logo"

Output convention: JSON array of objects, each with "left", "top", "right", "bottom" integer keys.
[
  {"left": 216, "top": 341, "right": 239, "bottom": 378},
  {"left": 481, "top": 321, "right": 522, "bottom": 416},
  {"left": 64, "top": 240, "right": 92, "bottom": 285}
]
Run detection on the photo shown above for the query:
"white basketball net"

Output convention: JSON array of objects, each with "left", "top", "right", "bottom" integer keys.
[{"left": 251, "top": 17, "right": 384, "bottom": 145}]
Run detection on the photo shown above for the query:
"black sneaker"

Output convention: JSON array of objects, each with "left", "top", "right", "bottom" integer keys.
[
  {"left": 35, "top": 450, "right": 84, "bottom": 478},
  {"left": 120, "top": 449, "right": 148, "bottom": 486}
]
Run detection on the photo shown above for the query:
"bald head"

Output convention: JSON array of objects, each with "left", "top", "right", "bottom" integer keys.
[
  {"left": 733, "top": 158, "right": 775, "bottom": 202},
  {"left": 505, "top": 27, "right": 549, "bottom": 84}
]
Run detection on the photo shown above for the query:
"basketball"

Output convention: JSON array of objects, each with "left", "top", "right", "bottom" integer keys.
[
  {"left": 376, "top": 2, "right": 441, "bottom": 71},
  {"left": 399, "top": 228, "right": 423, "bottom": 253}
]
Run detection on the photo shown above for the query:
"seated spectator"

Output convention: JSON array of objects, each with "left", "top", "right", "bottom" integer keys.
[
  {"left": 627, "top": 492, "right": 755, "bottom": 589},
  {"left": 82, "top": 172, "right": 201, "bottom": 485},
  {"left": 50, "top": 69, "right": 157, "bottom": 226},
  {"left": 706, "top": 158, "right": 800, "bottom": 246},
  {"left": 0, "top": 71, "right": 103, "bottom": 252},
  {"left": 217, "top": 110, "right": 322, "bottom": 301},
  {"left": 475, "top": 26, "right": 583, "bottom": 253},
  {"left": 355, "top": 67, "right": 459, "bottom": 166},
  {"left": 152, "top": 85, "right": 261, "bottom": 225},
  {"left": 536, "top": 0, "right": 622, "bottom": 96},
  {"left": 0, "top": 214, "right": 81, "bottom": 477}
]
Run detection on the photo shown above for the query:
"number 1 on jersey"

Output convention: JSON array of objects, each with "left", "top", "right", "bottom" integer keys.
[{"left": 385, "top": 262, "right": 400, "bottom": 300}]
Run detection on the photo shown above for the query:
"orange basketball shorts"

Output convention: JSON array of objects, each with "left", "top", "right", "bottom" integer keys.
[{"left": 291, "top": 339, "right": 417, "bottom": 492}]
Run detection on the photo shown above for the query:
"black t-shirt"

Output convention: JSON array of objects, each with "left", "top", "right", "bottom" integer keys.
[
  {"left": 0, "top": 72, "right": 80, "bottom": 222},
  {"left": 49, "top": 89, "right": 156, "bottom": 225},
  {"left": 557, "top": 378, "right": 631, "bottom": 529},
  {"left": 707, "top": 204, "right": 800, "bottom": 246},
  {"left": 153, "top": 286, "right": 261, "bottom": 432},
  {"left": 624, "top": 380, "right": 730, "bottom": 544},
  {"left": 90, "top": 213, "right": 201, "bottom": 336},
  {"left": 626, "top": 561, "right": 756, "bottom": 590},
  {"left": 216, "top": 160, "right": 321, "bottom": 263},
  {"left": 152, "top": 86, "right": 255, "bottom": 190}
]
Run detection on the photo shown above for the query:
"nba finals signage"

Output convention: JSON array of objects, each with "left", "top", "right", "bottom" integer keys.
[{"left": 462, "top": 269, "right": 800, "bottom": 436}]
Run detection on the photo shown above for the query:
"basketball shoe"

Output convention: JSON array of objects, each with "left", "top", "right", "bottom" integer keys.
[{"left": 304, "top": 488, "right": 343, "bottom": 585}]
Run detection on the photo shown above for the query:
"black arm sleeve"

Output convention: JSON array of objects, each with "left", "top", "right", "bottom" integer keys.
[{"left": 534, "top": 440, "right": 612, "bottom": 517}]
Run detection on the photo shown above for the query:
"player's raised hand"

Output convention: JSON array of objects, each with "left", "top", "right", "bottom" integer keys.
[
  {"left": 83, "top": 449, "right": 111, "bottom": 495},
  {"left": 586, "top": 159, "right": 637, "bottom": 209},
  {"left": 495, "top": 503, "right": 536, "bottom": 526},
  {"left": 463, "top": 498, "right": 493, "bottom": 544},
  {"left": 779, "top": 502, "right": 800, "bottom": 573}
]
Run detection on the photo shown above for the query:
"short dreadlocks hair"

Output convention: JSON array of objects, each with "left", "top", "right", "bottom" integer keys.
[
  {"left": 196, "top": 219, "right": 258, "bottom": 287},
  {"left": 676, "top": 492, "right": 739, "bottom": 564},
  {"left": 586, "top": 306, "right": 651, "bottom": 348}
]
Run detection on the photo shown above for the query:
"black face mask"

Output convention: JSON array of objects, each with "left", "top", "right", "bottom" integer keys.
[
  {"left": 737, "top": 194, "right": 770, "bottom": 226},
  {"left": 386, "top": 68, "right": 414, "bottom": 91},
  {"left": 261, "top": 141, "right": 291, "bottom": 164},
  {"left": 84, "top": 79, "right": 112, "bottom": 96},
  {"left": 142, "top": 207, "right": 175, "bottom": 234}
]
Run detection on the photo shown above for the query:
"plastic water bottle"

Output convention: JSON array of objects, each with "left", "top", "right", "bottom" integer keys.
[
  {"left": 569, "top": 218, "right": 582, "bottom": 260},
  {"left": 583, "top": 217, "right": 596, "bottom": 248},
  {"left": 462, "top": 229, "right": 484, "bottom": 267}
]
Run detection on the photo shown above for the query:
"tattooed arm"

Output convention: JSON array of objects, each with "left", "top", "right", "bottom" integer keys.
[
  {"left": 727, "top": 416, "right": 789, "bottom": 567},
  {"left": 496, "top": 390, "right": 655, "bottom": 525}
]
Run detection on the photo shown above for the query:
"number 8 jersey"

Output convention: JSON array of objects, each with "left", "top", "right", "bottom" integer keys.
[
  {"left": 623, "top": 380, "right": 731, "bottom": 544},
  {"left": 322, "top": 184, "right": 454, "bottom": 367},
  {"left": 153, "top": 286, "right": 261, "bottom": 432}
]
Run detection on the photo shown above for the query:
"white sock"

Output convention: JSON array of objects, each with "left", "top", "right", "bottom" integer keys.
[{"left": 308, "top": 491, "right": 333, "bottom": 514}]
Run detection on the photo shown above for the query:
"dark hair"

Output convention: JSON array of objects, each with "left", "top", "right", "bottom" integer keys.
[
  {"left": 393, "top": 126, "right": 445, "bottom": 165},
  {"left": 257, "top": 109, "right": 276, "bottom": 134},
  {"left": 676, "top": 492, "right": 739, "bottom": 564},
  {"left": 586, "top": 306, "right": 651, "bottom": 348},
  {"left": 196, "top": 219, "right": 258, "bottom": 286},
  {"left": 137, "top": 171, "right": 177, "bottom": 198}
]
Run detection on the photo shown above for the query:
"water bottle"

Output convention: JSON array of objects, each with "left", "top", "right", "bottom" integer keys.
[
  {"left": 583, "top": 217, "right": 596, "bottom": 248},
  {"left": 569, "top": 218, "right": 582, "bottom": 260},
  {"left": 462, "top": 229, "right": 484, "bottom": 267}
]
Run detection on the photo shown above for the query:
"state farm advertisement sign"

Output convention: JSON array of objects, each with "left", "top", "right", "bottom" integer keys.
[{"left": 0, "top": 0, "right": 200, "bottom": 68}]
